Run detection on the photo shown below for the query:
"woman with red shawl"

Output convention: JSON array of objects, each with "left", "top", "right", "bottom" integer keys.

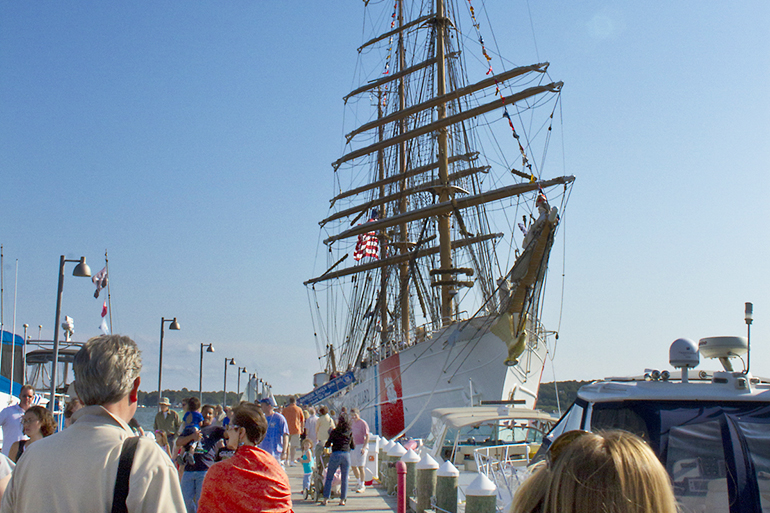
[{"left": 198, "top": 404, "right": 292, "bottom": 513}]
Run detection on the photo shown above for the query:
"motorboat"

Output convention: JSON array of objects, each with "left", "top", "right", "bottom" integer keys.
[
  {"left": 537, "top": 304, "right": 767, "bottom": 513},
  {"left": 423, "top": 404, "right": 558, "bottom": 510}
]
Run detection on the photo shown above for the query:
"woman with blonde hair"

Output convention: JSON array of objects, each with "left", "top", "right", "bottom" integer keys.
[{"left": 511, "top": 430, "right": 678, "bottom": 513}]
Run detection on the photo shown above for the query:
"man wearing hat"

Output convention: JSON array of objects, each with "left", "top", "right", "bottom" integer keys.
[
  {"left": 259, "top": 397, "right": 289, "bottom": 464},
  {"left": 154, "top": 396, "right": 181, "bottom": 450}
]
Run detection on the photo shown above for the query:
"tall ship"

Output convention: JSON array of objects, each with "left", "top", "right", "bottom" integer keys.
[{"left": 303, "top": 0, "right": 574, "bottom": 439}]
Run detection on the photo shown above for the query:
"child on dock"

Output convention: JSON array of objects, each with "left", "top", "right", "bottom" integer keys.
[{"left": 300, "top": 438, "right": 314, "bottom": 496}]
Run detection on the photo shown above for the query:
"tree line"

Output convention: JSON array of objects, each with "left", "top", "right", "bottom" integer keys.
[
  {"left": 138, "top": 388, "right": 295, "bottom": 408},
  {"left": 535, "top": 380, "right": 591, "bottom": 414}
]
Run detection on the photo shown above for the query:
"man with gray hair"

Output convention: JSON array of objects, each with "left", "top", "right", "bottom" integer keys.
[{"left": 1, "top": 335, "right": 185, "bottom": 513}]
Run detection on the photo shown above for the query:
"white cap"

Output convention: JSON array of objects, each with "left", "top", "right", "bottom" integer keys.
[
  {"left": 416, "top": 452, "right": 440, "bottom": 470},
  {"left": 387, "top": 442, "right": 407, "bottom": 457},
  {"left": 401, "top": 448, "right": 420, "bottom": 463},
  {"left": 437, "top": 460, "right": 460, "bottom": 477},
  {"left": 466, "top": 473, "right": 497, "bottom": 496}
]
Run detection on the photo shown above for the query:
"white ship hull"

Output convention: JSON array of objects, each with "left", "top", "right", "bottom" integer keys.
[{"left": 325, "top": 315, "right": 548, "bottom": 439}]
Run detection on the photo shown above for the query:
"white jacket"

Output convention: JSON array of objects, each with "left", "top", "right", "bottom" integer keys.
[{"left": 1, "top": 405, "right": 185, "bottom": 513}]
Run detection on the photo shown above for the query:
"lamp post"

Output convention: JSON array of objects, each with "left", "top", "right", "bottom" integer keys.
[
  {"left": 199, "top": 343, "right": 214, "bottom": 403},
  {"left": 223, "top": 358, "right": 235, "bottom": 406},
  {"left": 157, "top": 317, "right": 180, "bottom": 411},
  {"left": 49, "top": 256, "right": 91, "bottom": 412},
  {"left": 237, "top": 366, "right": 247, "bottom": 395}
]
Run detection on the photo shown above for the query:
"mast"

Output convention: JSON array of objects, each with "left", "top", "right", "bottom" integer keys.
[
  {"left": 397, "top": 0, "right": 410, "bottom": 343},
  {"left": 307, "top": 1, "right": 573, "bottom": 366},
  {"left": 435, "top": 0, "right": 453, "bottom": 325},
  {"left": 377, "top": 89, "right": 388, "bottom": 350}
]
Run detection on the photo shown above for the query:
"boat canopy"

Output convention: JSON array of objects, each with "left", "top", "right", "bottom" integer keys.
[
  {"left": 1, "top": 331, "right": 24, "bottom": 346},
  {"left": 430, "top": 406, "right": 558, "bottom": 430}
]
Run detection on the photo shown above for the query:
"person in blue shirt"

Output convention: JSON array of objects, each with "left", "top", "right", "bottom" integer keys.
[
  {"left": 178, "top": 397, "right": 204, "bottom": 466},
  {"left": 258, "top": 398, "right": 289, "bottom": 463}
]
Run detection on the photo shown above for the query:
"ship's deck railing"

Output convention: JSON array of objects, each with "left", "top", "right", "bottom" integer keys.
[
  {"left": 362, "top": 312, "right": 474, "bottom": 366},
  {"left": 359, "top": 309, "right": 557, "bottom": 369}
]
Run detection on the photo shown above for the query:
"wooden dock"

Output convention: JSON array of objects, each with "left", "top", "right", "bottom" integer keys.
[{"left": 284, "top": 462, "right": 397, "bottom": 513}]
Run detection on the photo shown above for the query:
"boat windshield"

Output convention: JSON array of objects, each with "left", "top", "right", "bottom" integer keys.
[
  {"left": 541, "top": 400, "right": 770, "bottom": 513},
  {"left": 422, "top": 417, "right": 448, "bottom": 453},
  {"left": 457, "top": 420, "right": 541, "bottom": 445}
]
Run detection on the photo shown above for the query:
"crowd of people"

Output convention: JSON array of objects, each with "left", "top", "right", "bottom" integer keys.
[{"left": 0, "top": 333, "right": 683, "bottom": 513}]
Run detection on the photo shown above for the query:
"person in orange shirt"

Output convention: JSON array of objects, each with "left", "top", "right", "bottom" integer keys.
[{"left": 282, "top": 397, "right": 304, "bottom": 466}]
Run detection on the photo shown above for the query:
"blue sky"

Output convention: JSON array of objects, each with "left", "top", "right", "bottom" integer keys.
[{"left": 1, "top": 1, "right": 768, "bottom": 396}]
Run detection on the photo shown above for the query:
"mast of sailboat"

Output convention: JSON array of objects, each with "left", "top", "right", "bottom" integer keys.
[
  {"left": 397, "top": 0, "right": 410, "bottom": 343},
  {"left": 309, "top": 2, "right": 574, "bottom": 334},
  {"left": 435, "top": 0, "right": 453, "bottom": 325},
  {"left": 377, "top": 88, "right": 388, "bottom": 351}
]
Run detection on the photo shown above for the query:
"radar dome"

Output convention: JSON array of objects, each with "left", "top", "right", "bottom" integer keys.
[
  {"left": 670, "top": 338, "right": 699, "bottom": 369},
  {"left": 698, "top": 336, "right": 748, "bottom": 360}
]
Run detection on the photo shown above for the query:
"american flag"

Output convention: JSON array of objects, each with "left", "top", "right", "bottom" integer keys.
[{"left": 353, "top": 210, "right": 380, "bottom": 261}]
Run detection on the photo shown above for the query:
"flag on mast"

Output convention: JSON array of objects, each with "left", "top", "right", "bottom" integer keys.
[
  {"left": 92, "top": 267, "right": 108, "bottom": 298},
  {"left": 98, "top": 301, "right": 109, "bottom": 334},
  {"left": 353, "top": 209, "right": 380, "bottom": 261}
]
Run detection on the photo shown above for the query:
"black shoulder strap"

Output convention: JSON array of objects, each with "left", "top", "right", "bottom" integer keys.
[{"left": 112, "top": 436, "right": 140, "bottom": 513}]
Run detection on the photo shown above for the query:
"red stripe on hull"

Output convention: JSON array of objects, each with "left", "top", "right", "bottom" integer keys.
[{"left": 378, "top": 353, "right": 405, "bottom": 438}]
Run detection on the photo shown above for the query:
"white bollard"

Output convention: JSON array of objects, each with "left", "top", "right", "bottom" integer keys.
[
  {"left": 386, "top": 442, "right": 407, "bottom": 495},
  {"left": 465, "top": 473, "right": 497, "bottom": 513},
  {"left": 415, "top": 452, "right": 439, "bottom": 513},
  {"left": 436, "top": 460, "right": 460, "bottom": 513}
]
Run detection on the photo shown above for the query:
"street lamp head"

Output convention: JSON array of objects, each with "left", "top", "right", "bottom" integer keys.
[
  {"left": 241, "top": 367, "right": 247, "bottom": 373},
  {"left": 228, "top": 358, "right": 235, "bottom": 365},
  {"left": 72, "top": 257, "right": 91, "bottom": 277},
  {"left": 207, "top": 344, "right": 215, "bottom": 353},
  {"left": 169, "top": 318, "right": 181, "bottom": 330},
  {"left": 23, "top": 324, "right": 28, "bottom": 329}
]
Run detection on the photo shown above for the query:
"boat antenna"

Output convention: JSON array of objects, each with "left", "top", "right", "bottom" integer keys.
[
  {"left": 745, "top": 302, "right": 753, "bottom": 375},
  {"left": 105, "top": 250, "right": 113, "bottom": 333}
]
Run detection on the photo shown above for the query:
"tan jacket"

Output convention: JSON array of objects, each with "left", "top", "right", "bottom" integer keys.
[
  {"left": 1, "top": 405, "right": 185, "bottom": 513},
  {"left": 153, "top": 409, "right": 181, "bottom": 436}
]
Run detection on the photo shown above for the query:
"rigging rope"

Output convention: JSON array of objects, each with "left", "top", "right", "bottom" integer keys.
[{"left": 463, "top": 0, "right": 532, "bottom": 178}]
